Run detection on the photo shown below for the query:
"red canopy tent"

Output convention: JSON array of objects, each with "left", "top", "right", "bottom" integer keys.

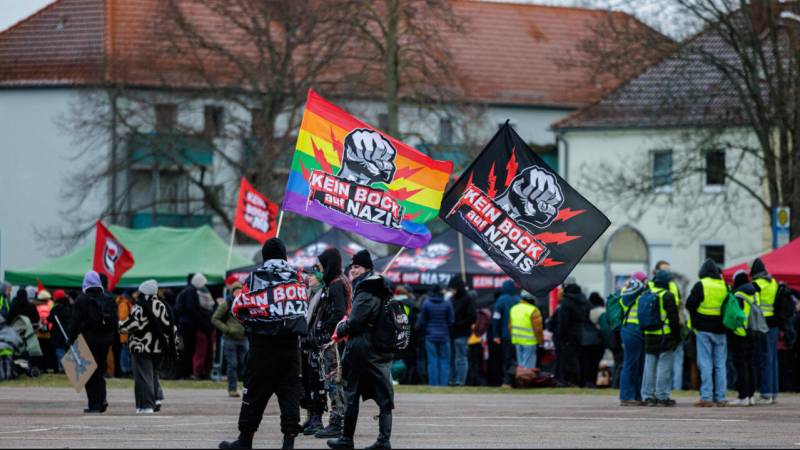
[{"left": 722, "top": 238, "right": 800, "bottom": 290}]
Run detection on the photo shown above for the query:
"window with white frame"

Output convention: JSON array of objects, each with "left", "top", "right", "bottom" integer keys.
[
  {"left": 705, "top": 149, "right": 726, "bottom": 190},
  {"left": 652, "top": 149, "right": 673, "bottom": 191}
]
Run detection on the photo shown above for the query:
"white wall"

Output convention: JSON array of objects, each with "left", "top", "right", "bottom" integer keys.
[
  {"left": 560, "top": 128, "right": 770, "bottom": 295},
  {"left": 0, "top": 88, "right": 108, "bottom": 276}
]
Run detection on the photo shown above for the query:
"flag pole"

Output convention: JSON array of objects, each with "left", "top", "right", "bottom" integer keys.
[
  {"left": 275, "top": 210, "right": 285, "bottom": 238},
  {"left": 458, "top": 233, "right": 467, "bottom": 283},
  {"left": 382, "top": 247, "right": 405, "bottom": 274},
  {"left": 226, "top": 226, "right": 236, "bottom": 269}
]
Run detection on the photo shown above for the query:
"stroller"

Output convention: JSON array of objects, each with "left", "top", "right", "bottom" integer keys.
[{"left": 0, "top": 315, "right": 43, "bottom": 380}]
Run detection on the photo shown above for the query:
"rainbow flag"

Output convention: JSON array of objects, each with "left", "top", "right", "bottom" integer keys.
[{"left": 282, "top": 89, "right": 453, "bottom": 248}]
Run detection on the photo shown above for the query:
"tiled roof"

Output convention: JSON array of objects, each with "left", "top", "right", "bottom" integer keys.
[{"left": 0, "top": 0, "right": 661, "bottom": 108}]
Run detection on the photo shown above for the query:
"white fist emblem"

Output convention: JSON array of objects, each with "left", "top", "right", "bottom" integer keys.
[
  {"left": 495, "top": 166, "right": 564, "bottom": 229},
  {"left": 337, "top": 129, "right": 397, "bottom": 185}
]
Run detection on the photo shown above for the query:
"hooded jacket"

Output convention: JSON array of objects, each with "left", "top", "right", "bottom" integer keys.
[
  {"left": 686, "top": 259, "right": 726, "bottom": 334},
  {"left": 48, "top": 295, "right": 73, "bottom": 349},
  {"left": 232, "top": 258, "right": 309, "bottom": 340},
  {"left": 644, "top": 271, "right": 680, "bottom": 353},
  {"left": 312, "top": 249, "right": 351, "bottom": 341},
  {"left": 492, "top": 281, "right": 520, "bottom": 340},
  {"left": 750, "top": 257, "right": 781, "bottom": 328},
  {"left": 8, "top": 290, "right": 39, "bottom": 326},
  {"left": 556, "top": 284, "right": 586, "bottom": 344},
  {"left": 68, "top": 287, "right": 117, "bottom": 347},
  {"left": 449, "top": 277, "right": 476, "bottom": 338},
  {"left": 418, "top": 290, "right": 454, "bottom": 342}
]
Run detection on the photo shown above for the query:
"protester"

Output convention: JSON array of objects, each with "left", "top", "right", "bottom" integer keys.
[
  {"left": 327, "top": 250, "right": 394, "bottom": 450},
  {"left": 8, "top": 287, "right": 38, "bottom": 326},
  {"left": 48, "top": 289, "right": 72, "bottom": 373},
  {"left": 468, "top": 299, "right": 492, "bottom": 386},
  {"left": 219, "top": 238, "right": 307, "bottom": 450},
  {"left": 649, "top": 261, "right": 686, "bottom": 392},
  {"left": 212, "top": 281, "right": 248, "bottom": 398},
  {"left": 448, "top": 276, "right": 476, "bottom": 386},
  {"left": 508, "top": 291, "right": 544, "bottom": 369},
  {"left": 555, "top": 277, "right": 585, "bottom": 387},
  {"left": 116, "top": 290, "right": 137, "bottom": 377},
  {"left": 491, "top": 280, "right": 520, "bottom": 387},
  {"left": 417, "top": 284, "right": 454, "bottom": 387},
  {"left": 0, "top": 282, "right": 11, "bottom": 319},
  {"left": 393, "top": 286, "right": 420, "bottom": 384},
  {"left": 177, "top": 273, "right": 216, "bottom": 379},
  {"left": 619, "top": 272, "right": 647, "bottom": 406},
  {"left": 119, "top": 279, "right": 175, "bottom": 414},
  {"left": 641, "top": 270, "right": 680, "bottom": 406},
  {"left": 68, "top": 271, "right": 117, "bottom": 413},
  {"left": 728, "top": 270, "right": 758, "bottom": 406},
  {"left": 311, "top": 248, "right": 351, "bottom": 439},
  {"left": 301, "top": 268, "right": 326, "bottom": 436},
  {"left": 751, "top": 258, "right": 780, "bottom": 404},
  {"left": 580, "top": 292, "right": 606, "bottom": 388},
  {"left": 686, "top": 258, "right": 728, "bottom": 407},
  {"left": 33, "top": 289, "right": 55, "bottom": 372}
]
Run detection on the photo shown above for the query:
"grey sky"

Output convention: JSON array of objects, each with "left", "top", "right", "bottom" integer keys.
[{"left": 0, "top": 0, "right": 54, "bottom": 32}]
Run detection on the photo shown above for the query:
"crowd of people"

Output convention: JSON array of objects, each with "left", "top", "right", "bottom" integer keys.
[{"left": 2, "top": 240, "right": 800, "bottom": 448}]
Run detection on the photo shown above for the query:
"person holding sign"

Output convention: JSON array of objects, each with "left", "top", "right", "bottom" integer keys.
[{"left": 68, "top": 271, "right": 117, "bottom": 413}]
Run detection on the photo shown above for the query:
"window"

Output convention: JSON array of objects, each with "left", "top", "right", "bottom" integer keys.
[
  {"left": 704, "top": 244, "right": 725, "bottom": 267},
  {"left": 652, "top": 150, "right": 673, "bottom": 191},
  {"left": 378, "top": 113, "right": 389, "bottom": 131},
  {"left": 706, "top": 149, "right": 726, "bottom": 187},
  {"left": 438, "top": 118, "right": 453, "bottom": 144},
  {"left": 204, "top": 106, "right": 224, "bottom": 137},
  {"left": 155, "top": 104, "right": 177, "bottom": 132}
]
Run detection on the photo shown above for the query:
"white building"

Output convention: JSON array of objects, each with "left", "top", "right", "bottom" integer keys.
[{"left": 0, "top": 0, "right": 657, "bottom": 278}]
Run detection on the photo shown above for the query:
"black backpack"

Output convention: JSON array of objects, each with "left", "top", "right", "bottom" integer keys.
[
  {"left": 90, "top": 294, "right": 117, "bottom": 334},
  {"left": 775, "top": 283, "right": 796, "bottom": 324},
  {"left": 372, "top": 298, "right": 411, "bottom": 354}
]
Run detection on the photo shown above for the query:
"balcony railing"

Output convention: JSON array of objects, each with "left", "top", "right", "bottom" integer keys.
[
  {"left": 131, "top": 212, "right": 213, "bottom": 229},
  {"left": 129, "top": 132, "right": 214, "bottom": 167}
]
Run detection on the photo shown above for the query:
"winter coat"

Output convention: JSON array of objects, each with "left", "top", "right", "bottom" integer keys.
[
  {"left": 417, "top": 293, "right": 454, "bottom": 343},
  {"left": 8, "top": 291, "right": 39, "bottom": 327},
  {"left": 556, "top": 285, "right": 586, "bottom": 345},
  {"left": 67, "top": 288, "right": 117, "bottom": 348},
  {"left": 313, "top": 275, "right": 351, "bottom": 342},
  {"left": 450, "top": 279, "right": 477, "bottom": 339},
  {"left": 175, "top": 285, "right": 216, "bottom": 333},
  {"left": 232, "top": 258, "right": 308, "bottom": 340},
  {"left": 336, "top": 273, "right": 394, "bottom": 412},
  {"left": 580, "top": 304, "right": 604, "bottom": 347},
  {"left": 644, "top": 273, "right": 681, "bottom": 354},
  {"left": 116, "top": 296, "right": 135, "bottom": 344},
  {"left": 492, "top": 281, "right": 520, "bottom": 340},
  {"left": 48, "top": 299, "right": 73, "bottom": 349},
  {"left": 119, "top": 295, "right": 176, "bottom": 354},
  {"left": 211, "top": 299, "right": 246, "bottom": 340},
  {"left": 686, "top": 259, "right": 726, "bottom": 334}
]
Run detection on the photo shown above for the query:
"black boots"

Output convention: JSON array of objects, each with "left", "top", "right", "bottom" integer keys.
[
  {"left": 218, "top": 431, "right": 254, "bottom": 450},
  {"left": 327, "top": 436, "right": 355, "bottom": 449},
  {"left": 327, "top": 413, "right": 357, "bottom": 449},
  {"left": 303, "top": 415, "right": 323, "bottom": 435},
  {"left": 281, "top": 433, "right": 296, "bottom": 450},
  {"left": 365, "top": 413, "right": 392, "bottom": 450}
]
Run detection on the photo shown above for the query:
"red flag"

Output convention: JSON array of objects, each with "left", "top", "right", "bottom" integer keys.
[
  {"left": 36, "top": 279, "right": 45, "bottom": 294},
  {"left": 93, "top": 221, "right": 135, "bottom": 290},
  {"left": 234, "top": 177, "right": 279, "bottom": 244}
]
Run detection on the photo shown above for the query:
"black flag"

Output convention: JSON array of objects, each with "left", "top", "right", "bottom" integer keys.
[{"left": 439, "top": 124, "right": 610, "bottom": 297}]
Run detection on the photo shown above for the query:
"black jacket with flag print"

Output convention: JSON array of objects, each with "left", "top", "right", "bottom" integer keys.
[
  {"left": 119, "top": 295, "right": 176, "bottom": 355},
  {"left": 232, "top": 259, "right": 309, "bottom": 339}
]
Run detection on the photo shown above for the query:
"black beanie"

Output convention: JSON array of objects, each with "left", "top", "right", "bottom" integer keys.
[
  {"left": 261, "top": 238, "right": 287, "bottom": 261},
  {"left": 351, "top": 249, "right": 373, "bottom": 270}
]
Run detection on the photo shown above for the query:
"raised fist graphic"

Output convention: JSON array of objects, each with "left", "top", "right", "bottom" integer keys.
[
  {"left": 495, "top": 166, "right": 564, "bottom": 229},
  {"left": 337, "top": 129, "right": 397, "bottom": 185}
]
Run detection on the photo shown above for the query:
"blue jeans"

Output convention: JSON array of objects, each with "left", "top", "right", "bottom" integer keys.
[
  {"left": 515, "top": 345, "right": 537, "bottom": 369},
  {"left": 642, "top": 351, "right": 674, "bottom": 401},
  {"left": 451, "top": 337, "right": 469, "bottom": 386},
  {"left": 426, "top": 339, "right": 451, "bottom": 386},
  {"left": 672, "top": 342, "right": 684, "bottom": 391},
  {"left": 619, "top": 324, "right": 645, "bottom": 401},
  {"left": 54, "top": 347, "right": 66, "bottom": 373},
  {"left": 119, "top": 343, "right": 131, "bottom": 375},
  {"left": 222, "top": 337, "right": 249, "bottom": 392},
  {"left": 759, "top": 326, "right": 780, "bottom": 399},
  {"left": 696, "top": 331, "right": 727, "bottom": 402}
]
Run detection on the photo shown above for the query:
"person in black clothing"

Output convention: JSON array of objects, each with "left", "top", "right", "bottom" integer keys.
[
  {"left": 219, "top": 238, "right": 308, "bottom": 450},
  {"left": 328, "top": 251, "right": 394, "bottom": 450},
  {"left": 175, "top": 274, "right": 198, "bottom": 379},
  {"left": 449, "top": 276, "right": 476, "bottom": 386},
  {"left": 8, "top": 288, "right": 39, "bottom": 325},
  {"left": 555, "top": 278, "right": 585, "bottom": 387},
  {"left": 310, "top": 248, "right": 352, "bottom": 439},
  {"left": 579, "top": 292, "right": 606, "bottom": 388},
  {"left": 68, "top": 271, "right": 118, "bottom": 413},
  {"left": 48, "top": 290, "right": 73, "bottom": 373},
  {"left": 729, "top": 270, "right": 758, "bottom": 405}
]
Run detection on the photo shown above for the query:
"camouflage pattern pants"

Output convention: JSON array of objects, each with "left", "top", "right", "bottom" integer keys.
[{"left": 323, "top": 344, "right": 345, "bottom": 426}]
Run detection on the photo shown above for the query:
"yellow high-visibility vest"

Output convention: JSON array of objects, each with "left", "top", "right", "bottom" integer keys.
[
  {"left": 644, "top": 288, "right": 672, "bottom": 336},
  {"left": 754, "top": 278, "right": 778, "bottom": 318},
  {"left": 510, "top": 302, "right": 538, "bottom": 346},
  {"left": 698, "top": 278, "right": 727, "bottom": 317}
]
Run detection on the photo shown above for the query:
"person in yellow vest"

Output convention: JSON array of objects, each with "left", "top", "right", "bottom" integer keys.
[
  {"left": 640, "top": 270, "right": 681, "bottom": 406},
  {"left": 508, "top": 291, "right": 544, "bottom": 369},
  {"left": 649, "top": 260, "right": 687, "bottom": 391},
  {"left": 619, "top": 272, "right": 648, "bottom": 406},
  {"left": 728, "top": 270, "right": 758, "bottom": 406},
  {"left": 686, "top": 258, "right": 728, "bottom": 407},
  {"left": 750, "top": 258, "right": 780, "bottom": 404}
]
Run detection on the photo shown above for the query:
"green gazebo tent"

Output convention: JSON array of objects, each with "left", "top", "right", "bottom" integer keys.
[{"left": 4, "top": 225, "right": 251, "bottom": 288}]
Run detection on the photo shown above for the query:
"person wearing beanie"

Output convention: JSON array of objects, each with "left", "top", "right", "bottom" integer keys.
[
  {"left": 68, "top": 270, "right": 117, "bottom": 413},
  {"left": 347, "top": 250, "right": 374, "bottom": 286},
  {"left": 212, "top": 281, "right": 248, "bottom": 397},
  {"left": 220, "top": 237, "right": 308, "bottom": 450},
  {"left": 640, "top": 270, "right": 680, "bottom": 407},
  {"left": 49, "top": 290, "right": 73, "bottom": 373},
  {"left": 508, "top": 291, "right": 544, "bottom": 370},
  {"left": 448, "top": 276, "right": 476, "bottom": 386},
  {"left": 750, "top": 257, "right": 780, "bottom": 404},
  {"left": 175, "top": 272, "right": 216, "bottom": 380},
  {"left": 120, "top": 279, "right": 176, "bottom": 414},
  {"left": 491, "top": 280, "right": 521, "bottom": 387},
  {"left": 619, "top": 274, "right": 647, "bottom": 406},
  {"left": 728, "top": 270, "right": 759, "bottom": 406}
]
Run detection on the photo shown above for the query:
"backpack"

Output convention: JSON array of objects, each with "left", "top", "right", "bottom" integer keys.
[
  {"left": 605, "top": 293, "right": 624, "bottom": 330},
  {"left": 89, "top": 295, "right": 118, "bottom": 335},
  {"left": 722, "top": 292, "right": 746, "bottom": 332},
  {"left": 742, "top": 294, "right": 768, "bottom": 336},
  {"left": 775, "top": 283, "right": 796, "bottom": 324},
  {"left": 637, "top": 290, "right": 662, "bottom": 332},
  {"left": 372, "top": 298, "right": 411, "bottom": 354}
]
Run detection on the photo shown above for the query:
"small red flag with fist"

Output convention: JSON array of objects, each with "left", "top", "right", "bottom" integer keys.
[
  {"left": 93, "top": 221, "right": 135, "bottom": 290},
  {"left": 234, "top": 177, "right": 279, "bottom": 244}
]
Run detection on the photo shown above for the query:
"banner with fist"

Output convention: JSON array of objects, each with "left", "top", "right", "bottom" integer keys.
[
  {"left": 234, "top": 177, "right": 279, "bottom": 244},
  {"left": 282, "top": 89, "right": 453, "bottom": 248},
  {"left": 439, "top": 123, "right": 610, "bottom": 297}
]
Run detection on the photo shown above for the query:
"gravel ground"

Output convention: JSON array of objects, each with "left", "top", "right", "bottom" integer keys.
[{"left": 1, "top": 387, "right": 799, "bottom": 448}]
